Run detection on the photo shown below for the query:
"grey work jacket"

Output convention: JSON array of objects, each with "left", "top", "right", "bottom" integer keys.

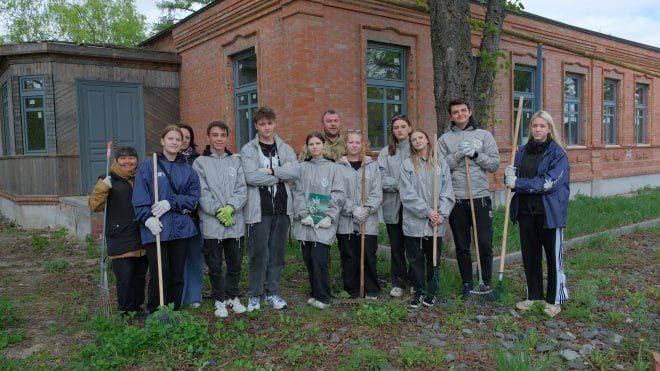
[
  {"left": 438, "top": 124, "right": 500, "bottom": 200},
  {"left": 399, "top": 156, "right": 455, "bottom": 238},
  {"left": 335, "top": 156, "right": 383, "bottom": 236},
  {"left": 240, "top": 134, "right": 300, "bottom": 224},
  {"left": 377, "top": 137, "right": 410, "bottom": 224},
  {"left": 193, "top": 152, "right": 247, "bottom": 240},
  {"left": 292, "top": 157, "right": 345, "bottom": 246}
]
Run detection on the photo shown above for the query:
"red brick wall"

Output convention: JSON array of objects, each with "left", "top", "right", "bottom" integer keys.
[{"left": 145, "top": 0, "right": 659, "bottom": 190}]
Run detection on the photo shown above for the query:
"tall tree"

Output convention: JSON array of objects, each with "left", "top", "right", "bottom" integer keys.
[
  {"left": 423, "top": 0, "right": 522, "bottom": 132},
  {"left": 154, "top": 0, "right": 213, "bottom": 32},
  {"left": 0, "top": 0, "right": 147, "bottom": 46}
]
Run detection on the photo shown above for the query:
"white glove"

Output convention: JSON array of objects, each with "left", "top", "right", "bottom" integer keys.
[
  {"left": 145, "top": 217, "right": 162, "bottom": 236},
  {"left": 258, "top": 167, "right": 273, "bottom": 175},
  {"left": 315, "top": 216, "right": 332, "bottom": 229},
  {"left": 504, "top": 165, "right": 517, "bottom": 188},
  {"left": 151, "top": 200, "right": 171, "bottom": 218},
  {"left": 301, "top": 215, "right": 314, "bottom": 226},
  {"left": 102, "top": 175, "right": 112, "bottom": 188},
  {"left": 353, "top": 206, "right": 369, "bottom": 223},
  {"left": 458, "top": 141, "right": 476, "bottom": 157}
]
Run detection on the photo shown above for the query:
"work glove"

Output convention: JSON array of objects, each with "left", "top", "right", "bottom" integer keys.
[
  {"left": 151, "top": 200, "right": 171, "bottom": 218},
  {"left": 301, "top": 215, "right": 314, "bottom": 226},
  {"left": 353, "top": 206, "right": 369, "bottom": 223},
  {"left": 102, "top": 175, "right": 112, "bottom": 188},
  {"left": 458, "top": 140, "right": 476, "bottom": 158},
  {"left": 145, "top": 217, "right": 162, "bottom": 236},
  {"left": 504, "top": 165, "right": 517, "bottom": 188},
  {"left": 216, "top": 205, "right": 235, "bottom": 227},
  {"left": 315, "top": 216, "right": 332, "bottom": 229}
]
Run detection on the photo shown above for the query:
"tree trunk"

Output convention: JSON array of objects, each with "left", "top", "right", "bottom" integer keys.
[
  {"left": 428, "top": 0, "right": 474, "bottom": 134},
  {"left": 472, "top": 0, "right": 506, "bottom": 127}
]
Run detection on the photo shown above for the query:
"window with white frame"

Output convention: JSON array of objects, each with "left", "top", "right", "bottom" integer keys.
[
  {"left": 635, "top": 83, "right": 648, "bottom": 144},
  {"left": 513, "top": 65, "right": 535, "bottom": 145},
  {"left": 233, "top": 49, "right": 258, "bottom": 150},
  {"left": 1, "top": 82, "right": 11, "bottom": 156},
  {"left": 366, "top": 42, "right": 407, "bottom": 149},
  {"left": 603, "top": 79, "right": 617, "bottom": 145},
  {"left": 563, "top": 74, "right": 581, "bottom": 145},
  {"left": 20, "top": 76, "right": 46, "bottom": 153}
]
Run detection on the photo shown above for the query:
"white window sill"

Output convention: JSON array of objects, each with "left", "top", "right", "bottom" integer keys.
[
  {"left": 566, "top": 145, "right": 587, "bottom": 150},
  {"left": 604, "top": 145, "right": 621, "bottom": 148},
  {"left": 636, "top": 144, "right": 651, "bottom": 147}
]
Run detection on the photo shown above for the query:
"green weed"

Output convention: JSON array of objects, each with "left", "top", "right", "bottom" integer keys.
[
  {"left": 44, "top": 259, "right": 69, "bottom": 273},
  {"left": 27, "top": 235, "right": 47, "bottom": 252},
  {"left": 354, "top": 301, "right": 407, "bottom": 329}
]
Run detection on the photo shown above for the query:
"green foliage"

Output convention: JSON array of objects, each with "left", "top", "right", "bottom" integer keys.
[
  {"left": 0, "top": 297, "right": 24, "bottom": 350},
  {"left": 354, "top": 301, "right": 407, "bottom": 329},
  {"left": 397, "top": 342, "right": 446, "bottom": 367},
  {"left": 51, "top": 227, "right": 68, "bottom": 239},
  {"left": 153, "top": 0, "right": 213, "bottom": 32},
  {"left": 44, "top": 259, "right": 69, "bottom": 273},
  {"left": 0, "top": 0, "right": 147, "bottom": 46},
  {"left": 27, "top": 235, "right": 47, "bottom": 252},
  {"left": 340, "top": 340, "right": 389, "bottom": 370}
]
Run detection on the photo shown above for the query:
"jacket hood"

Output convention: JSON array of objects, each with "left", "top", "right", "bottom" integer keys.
[
  {"left": 157, "top": 151, "right": 186, "bottom": 164},
  {"left": 203, "top": 145, "right": 233, "bottom": 157},
  {"left": 450, "top": 116, "right": 479, "bottom": 131},
  {"left": 110, "top": 160, "right": 136, "bottom": 180}
]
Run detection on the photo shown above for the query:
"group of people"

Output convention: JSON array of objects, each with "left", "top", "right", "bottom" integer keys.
[{"left": 89, "top": 98, "right": 570, "bottom": 319}]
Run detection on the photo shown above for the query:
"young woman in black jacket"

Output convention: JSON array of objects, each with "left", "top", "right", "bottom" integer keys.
[{"left": 88, "top": 146, "right": 146, "bottom": 315}]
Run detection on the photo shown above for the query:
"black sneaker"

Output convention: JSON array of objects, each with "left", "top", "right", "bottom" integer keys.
[
  {"left": 460, "top": 282, "right": 473, "bottom": 299},
  {"left": 410, "top": 295, "right": 422, "bottom": 308},
  {"left": 422, "top": 295, "right": 436, "bottom": 307}
]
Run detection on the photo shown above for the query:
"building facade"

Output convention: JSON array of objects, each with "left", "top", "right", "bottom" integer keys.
[{"left": 142, "top": 0, "right": 659, "bottom": 198}]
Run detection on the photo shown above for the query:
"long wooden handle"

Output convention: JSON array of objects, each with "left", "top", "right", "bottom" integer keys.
[
  {"left": 432, "top": 136, "right": 439, "bottom": 267},
  {"left": 153, "top": 153, "right": 165, "bottom": 308},
  {"left": 498, "top": 96, "right": 525, "bottom": 279},
  {"left": 359, "top": 137, "right": 367, "bottom": 298}
]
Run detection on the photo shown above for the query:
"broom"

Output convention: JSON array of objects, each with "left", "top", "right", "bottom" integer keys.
[
  {"left": 494, "top": 96, "right": 525, "bottom": 298},
  {"left": 359, "top": 132, "right": 367, "bottom": 298},
  {"left": 466, "top": 159, "right": 491, "bottom": 295},
  {"left": 424, "top": 135, "right": 440, "bottom": 300}
]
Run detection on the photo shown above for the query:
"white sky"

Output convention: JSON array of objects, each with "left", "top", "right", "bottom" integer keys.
[{"left": 135, "top": 0, "right": 660, "bottom": 48}]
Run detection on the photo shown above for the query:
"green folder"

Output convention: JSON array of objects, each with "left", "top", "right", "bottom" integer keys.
[{"left": 307, "top": 193, "right": 330, "bottom": 224}]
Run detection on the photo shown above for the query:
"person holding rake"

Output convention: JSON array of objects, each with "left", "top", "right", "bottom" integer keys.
[
  {"left": 336, "top": 130, "right": 383, "bottom": 299},
  {"left": 132, "top": 125, "right": 201, "bottom": 314},
  {"left": 505, "top": 110, "right": 570, "bottom": 318},
  {"left": 400, "top": 129, "right": 455, "bottom": 308}
]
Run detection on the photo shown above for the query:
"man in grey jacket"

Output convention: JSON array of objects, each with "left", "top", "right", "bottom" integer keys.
[
  {"left": 193, "top": 121, "right": 247, "bottom": 318},
  {"left": 438, "top": 99, "right": 500, "bottom": 298},
  {"left": 240, "top": 107, "right": 300, "bottom": 312}
]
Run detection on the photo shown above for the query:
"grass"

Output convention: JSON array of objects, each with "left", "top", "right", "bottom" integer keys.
[
  {"left": 0, "top": 297, "right": 25, "bottom": 350},
  {"left": 43, "top": 259, "right": 69, "bottom": 273}
]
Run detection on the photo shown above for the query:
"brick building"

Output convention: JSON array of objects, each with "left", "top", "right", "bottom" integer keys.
[{"left": 141, "top": 0, "right": 659, "bottom": 199}]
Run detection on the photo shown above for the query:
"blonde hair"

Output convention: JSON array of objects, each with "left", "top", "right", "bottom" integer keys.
[
  {"left": 160, "top": 125, "right": 183, "bottom": 140},
  {"left": 409, "top": 129, "right": 437, "bottom": 173},
  {"left": 529, "top": 110, "right": 564, "bottom": 148}
]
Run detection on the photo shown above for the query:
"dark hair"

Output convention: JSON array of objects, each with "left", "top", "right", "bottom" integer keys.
[
  {"left": 306, "top": 131, "right": 326, "bottom": 145},
  {"left": 178, "top": 123, "right": 197, "bottom": 149},
  {"left": 115, "top": 146, "right": 138, "bottom": 159},
  {"left": 388, "top": 115, "right": 412, "bottom": 156},
  {"left": 206, "top": 120, "right": 230, "bottom": 136},
  {"left": 447, "top": 99, "right": 471, "bottom": 114},
  {"left": 321, "top": 109, "right": 340, "bottom": 123},
  {"left": 254, "top": 106, "right": 276, "bottom": 124}
]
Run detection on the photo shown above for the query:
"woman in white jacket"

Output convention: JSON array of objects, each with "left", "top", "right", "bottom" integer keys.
[
  {"left": 400, "top": 129, "right": 455, "bottom": 308},
  {"left": 292, "top": 131, "right": 345, "bottom": 309}
]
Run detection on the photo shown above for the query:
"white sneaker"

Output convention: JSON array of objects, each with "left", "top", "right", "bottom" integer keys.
[
  {"left": 545, "top": 303, "right": 561, "bottom": 317},
  {"left": 190, "top": 302, "right": 202, "bottom": 308},
  {"left": 246, "top": 296, "right": 260, "bottom": 312},
  {"left": 365, "top": 295, "right": 378, "bottom": 300},
  {"left": 311, "top": 300, "right": 329, "bottom": 310},
  {"left": 516, "top": 299, "right": 535, "bottom": 311},
  {"left": 307, "top": 297, "right": 317, "bottom": 306},
  {"left": 214, "top": 300, "right": 228, "bottom": 318},
  {"left": 226, "top": 297, "right": 246, "bottom": 314},
  {"left": 390, "top": 287, "right": 404, "bottom": 298},
  {"left": 266, "top": 295, "right": 287, "bottom": 310}
]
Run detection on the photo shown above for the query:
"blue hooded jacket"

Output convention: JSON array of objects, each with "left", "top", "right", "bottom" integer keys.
[
  {"left": 132, "top": 152, "right": 201, "bottom": 244},
  {"left": 510, "top": 139, "right": 570, "bottom": 229}
]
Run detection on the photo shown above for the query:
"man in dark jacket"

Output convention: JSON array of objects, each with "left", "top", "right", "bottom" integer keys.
[{"left": 89, "top": 146, "right": 146, "bottom": 315}]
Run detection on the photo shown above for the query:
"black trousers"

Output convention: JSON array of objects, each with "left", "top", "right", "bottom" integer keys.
[
  {"left": 387, "top": 218, "right": 408, "bottom": 289},
  {"left": 111, "top": 255, "right": 148, "bottom": 313},
  {"left": 518, "top": 214, "right": 569, "bottom": 305},
  {"left": 144, "top": 237, "right": 190, "bottom": 312},
  {"left": 337, "top": 233, "right": 380, "bottom": 297},
  {"left": 403, "top": 236, "right": 442, "bottom": 296},
  {"left": 202, "top": 238, "right": 243, "bottom": 302},
  {"left": 449, "top": 197, "right": 493, "bottom": 285},
  {"left": 300, "top": 241, "right": 331, "bottom": 304}
]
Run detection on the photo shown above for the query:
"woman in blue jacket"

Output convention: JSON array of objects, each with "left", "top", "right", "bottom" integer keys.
[
  {"left": 504, "top": 110, "right": 570, "bottom": 318},
  {"left": 132, "top": 125, "right": 201, "bottom": 313}
]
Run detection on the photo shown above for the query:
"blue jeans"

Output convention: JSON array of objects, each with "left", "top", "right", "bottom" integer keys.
[{"left": 181, "top": 233, "right": 204, "bottom": 305}]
